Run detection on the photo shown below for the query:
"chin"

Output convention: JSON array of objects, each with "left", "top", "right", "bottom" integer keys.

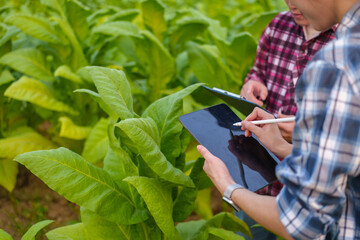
[
  {"left": 312, "top": 23, "right": 333, "bottom": 31},
  {"left": 293, "top": 18, "right": 311, "bottom": 27}
]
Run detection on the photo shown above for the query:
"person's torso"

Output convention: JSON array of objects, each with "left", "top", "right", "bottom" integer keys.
[{"left": 263, "top": 12, "right": 335, "bottom": 116}]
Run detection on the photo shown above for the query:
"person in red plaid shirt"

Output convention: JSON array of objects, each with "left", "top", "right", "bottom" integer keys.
[
  {"left": 237, "top": 0, "right": 337, "bottom": 239},
  {"left": 241, "top": 0, "right": 336, "bottom": 143}
]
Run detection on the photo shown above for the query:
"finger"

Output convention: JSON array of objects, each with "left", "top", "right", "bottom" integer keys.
[
  {"left": 244, "top": 107, "right": 269, "bottom": 122},
  {"left": 197, "top": 145, "right": 215, "bottom": 161},
  {"left": 259, "top": 89, "right": 268, "bottom": 102},
  {"left": 244, "top": 129, "right": 252, "bottom": 137},
  {"left": 244, "top": 89, "right": 259, "bottom": 103},
  {"left": 253, "top": 98, "right": 264, "bottom": 106},
  {"left": 248, "top": 87, "right": 264, "bottom": 105},
  {"left": 278, "top": 113, "right": 295, "bottom": 118},
  {"left": 242, "top": 121, "right": 263, "bottom": 137}
]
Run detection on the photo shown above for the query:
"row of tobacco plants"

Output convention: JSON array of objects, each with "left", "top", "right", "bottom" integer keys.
[{"left": 0, "top": 0, "right": 287, "bottom": 239}]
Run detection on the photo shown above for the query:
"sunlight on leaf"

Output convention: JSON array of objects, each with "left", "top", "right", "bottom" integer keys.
[
  {"left": 59, "top": 116, "right": 91, "bottom": 140},
  {"left": 4, "top": 76, "right": 78, "bottom": 115}
]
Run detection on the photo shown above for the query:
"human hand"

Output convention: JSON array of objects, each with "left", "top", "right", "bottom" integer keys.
[
  {"left": 277, "top": 113, "right": 295, "bottom": 143},
  {"left": 197, "top": 145, "right": 235, "bottom": 195},
  {"left": 241, "top": 108, "right": 292, "bottom": 159},
  {"left": 240, "top": 80, "right": 268, "bottom": 106}
]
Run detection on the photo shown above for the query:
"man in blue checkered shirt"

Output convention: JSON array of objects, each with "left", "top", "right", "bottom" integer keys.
[{"left": 198, "top": 0, "right": 360, "bottom": 239}]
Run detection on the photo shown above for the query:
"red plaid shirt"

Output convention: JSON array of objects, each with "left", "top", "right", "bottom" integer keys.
[
  {"left": 245, "top": 11, "right": 337, "bottom": 196},
  {"left": 245, "top": 11, "right": 336, "bottom": 118}
]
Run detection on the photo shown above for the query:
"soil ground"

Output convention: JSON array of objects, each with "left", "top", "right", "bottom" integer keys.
[{"left": 0, "top": 166, "right": 80, "bottom": 240}]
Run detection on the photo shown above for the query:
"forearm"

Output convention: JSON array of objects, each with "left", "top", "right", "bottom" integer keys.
[{"left": 231, "top": 189, "right": 294, "bottom": 240}]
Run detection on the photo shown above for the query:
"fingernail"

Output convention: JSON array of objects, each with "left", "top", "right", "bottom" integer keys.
[{"left": 279, "top": 107, "right": 283, "bottom": 115}]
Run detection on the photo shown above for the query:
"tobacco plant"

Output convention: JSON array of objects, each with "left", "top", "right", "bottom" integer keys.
[
  {"left": 0, "top": 0, "right": 288, "bottom": 238},
  {"left": 13, "top": 67, "right": 251, "bottom": 239},
  {"left": 0, "top": 0, "right": 286, "bottom": 192}
]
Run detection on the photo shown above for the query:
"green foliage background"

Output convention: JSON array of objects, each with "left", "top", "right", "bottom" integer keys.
[{"left": 0, "top": 0, "right": 287, "bottom": 239}]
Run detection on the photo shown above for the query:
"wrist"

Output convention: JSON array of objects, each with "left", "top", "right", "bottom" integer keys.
[
  {"left": 222, "top": 183, "right": 245, "bottom": 212},
  {"left": 218, "top": 179, "right": 236, "bottom": 195},
  {"left": 274, "top": 140, "right": 292, "bottom": 159}
]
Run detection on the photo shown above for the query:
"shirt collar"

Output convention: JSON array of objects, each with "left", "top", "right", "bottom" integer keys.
[{"left": 336, "top": 1, "right": 360, "bottom": 37}]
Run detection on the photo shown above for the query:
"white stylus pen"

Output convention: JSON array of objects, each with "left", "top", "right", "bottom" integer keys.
[{"left": 233, "top": 117, "right": 296, "bottom": 127}]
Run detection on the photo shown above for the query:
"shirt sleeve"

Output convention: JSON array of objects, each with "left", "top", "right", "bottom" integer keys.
[
  {"left": 275, "top": 60, "right": 360, "bottom": 239},
  {"left": 243, "top": 22, "right": 271, "bottom": 85}
]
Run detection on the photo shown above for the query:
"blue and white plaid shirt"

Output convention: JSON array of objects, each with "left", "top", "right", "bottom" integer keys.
[{"left": 276, "top": 2, "right": 360, "bottom": 239}]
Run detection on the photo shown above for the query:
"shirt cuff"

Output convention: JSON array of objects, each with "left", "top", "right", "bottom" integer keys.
[{"left": 244, "top": 73, "right": 266, "bottom": 85}]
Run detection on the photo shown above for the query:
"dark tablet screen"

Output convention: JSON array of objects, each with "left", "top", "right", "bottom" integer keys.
[{"left": 179, "top": 103, "right": 280, "bottom": 192}]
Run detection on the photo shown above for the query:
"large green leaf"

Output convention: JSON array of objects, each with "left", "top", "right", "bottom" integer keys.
[
  {"left": 187, "top": 42, "right": 237, "bottom": 90},
  {"left": 86, "top": 6, "right": 119, "bottom": 26},
  {"left": 104, "top": 147, "right": 137, "bottom": 181},
  {"left": 208, "top": 227, "right": 245, "bottom": 240},
  {"left": 0, "top": 69, "right": 15, "bottom": 86},
  {"left": 142, "top": 84, "right": 202, "bottom": 165},
  {"left": 52, "top": 17, "right": 88, "bottom": 70},
  {"left": 169, "top": 18, "right": 209, "bottom": 53},
  {"left": 0, "top": 26, "right": 20, "bottom": 47},
  {"left": 103, "top": 147, "right": 142, "bottom": 209},
  {"left": 0, "top": 48, "right": 53, "bottom": 81},
  {"left": 116, "top": 118, "right": 194, "bottom": 187},
  {"left": 92, "top": 21, "right": 143, "bottom": 38},
  {"left": 124, "top": 176, "right": 181, "bottom": 240},
  {"left": 46, "top": 223, "right": 87, "bottom": 240},
  {"left": 207, "top": 212, "right": 251, "bottom": 238},
  {"left": 0, "top": 129, "right": 56, "bottom": 159},
  {"left": 54, "top": 65, "right": 83, "bottom": 84},
  {"left": 186, "top": 42, "right": 227, "bottom": 88},
  {"left": 14, "top": 147, "right": 148, "bottom": 225},
  {"left": 81, "top": 208, "right": 160, "bottom": 240},
  {"left": 107, "top": 9, "right": 140, "bottom": 22},
  {"left": 4, "top": 76, "right": 78, "bottom": 115},
  {"left": 82, "top": 118, "right": 109, "bottom": 164},
  {"left": 74, "top": 89, "right": 117, "bottom": 118},
  {"left": 78, "top": 67, "right": 134, "bottom": 120},
  {"left": 0, "top": 229, "right": 13, "bottom": 240},
  {"left": 66, "top": 0, "right": 91, "bottom": 42},
  {"left": 141, "top": 0, "right": 167, "bottom": 41},
  {"left": 5, "top": 14, "right": 60, "bottom": 43},
  {"left": 194, "top": 188, "right": 213, "bottom": 220},
  {"left": 0, "top": 159, "right": 18, "bottom": 192},
  {"left": 172, "top": 158, "right": 204, "bottom": 222},
  {"left": 58, "top": 116, "right": 91, "bottom": 140},
  {"left": 244, "top": 11, "right": 279, "bottom": 39},
  {"left": 187, "top": 9, "right": 227, "bottom": 41},
  {"left": 176, "top": 212, "right": 251, "bottom": 240},
  {"left": 135, "top": 31, "right": 175, "bottom": 101},
  {"left": 224, "top": 33, "right": 257, "bottom": 81},
  {"left": 40, "top": 0, "right": 65, "bottom": 16},
  {"left": 176, "top": 220, "right": 207, "bottom": 240},
  {"left": 21, "top": 220, "right": 54, "bottom": 240}
]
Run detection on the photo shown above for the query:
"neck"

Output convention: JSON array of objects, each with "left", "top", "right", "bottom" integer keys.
[
  {"left": 302, "top": 25, "right": 320, "bottom": 41},
  {"left": 335, "top": 0, "right": 359, "bottom": 23}
]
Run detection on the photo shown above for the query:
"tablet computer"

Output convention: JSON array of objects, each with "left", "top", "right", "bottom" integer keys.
[
  {"left": 179, "top": 103, "right": 280, "bottom": 192},
  {"left": 201, "top": 86, "right": 266, "bottom": 116}
]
